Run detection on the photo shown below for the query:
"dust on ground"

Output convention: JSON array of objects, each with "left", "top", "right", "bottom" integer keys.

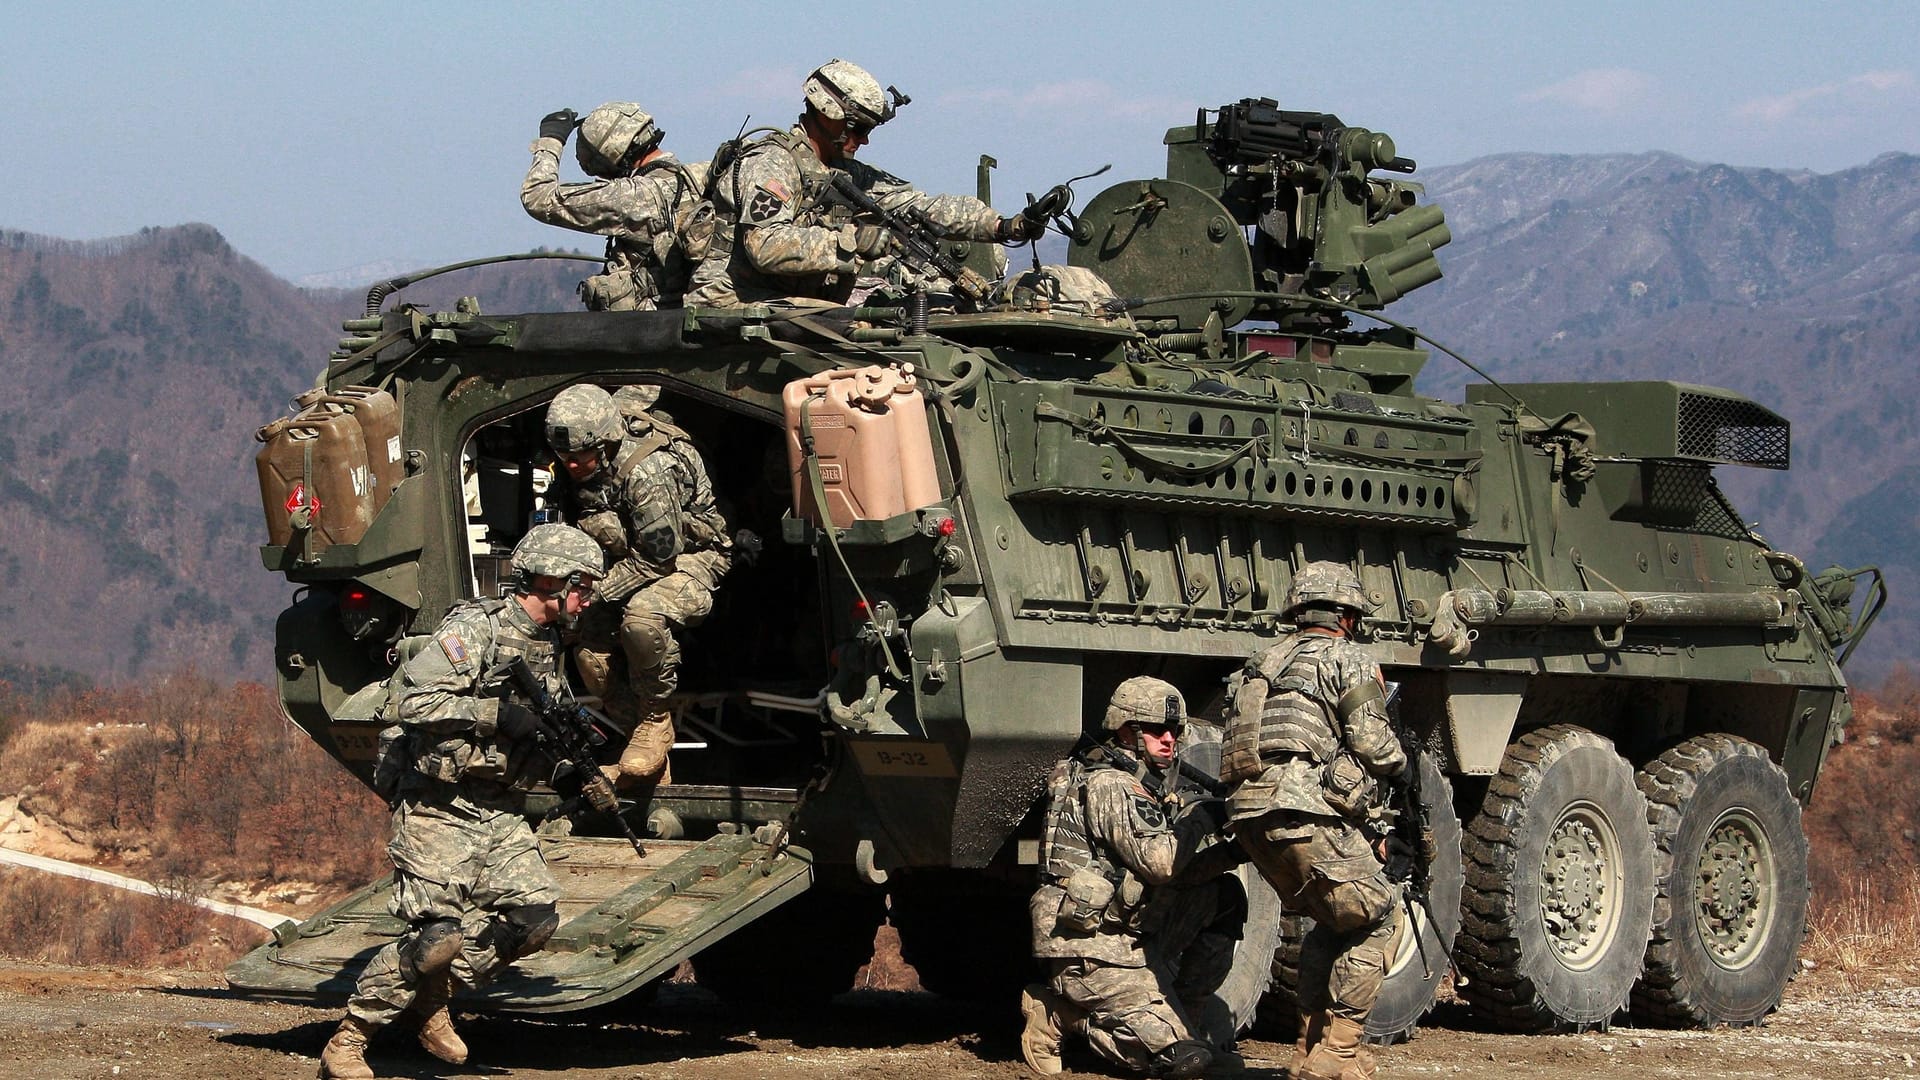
[{"left": 1, "top": 961, "right": 1918, "bottom": 1080}]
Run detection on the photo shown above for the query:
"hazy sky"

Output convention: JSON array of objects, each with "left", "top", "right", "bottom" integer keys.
[{"left": 5, "top": 1, "right": 1917, "bottom": 282}]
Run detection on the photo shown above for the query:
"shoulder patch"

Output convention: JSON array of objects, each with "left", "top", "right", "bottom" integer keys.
[
  {"left": 747, "top": 183, "right": 789, "bottom": 223},
  {"left": 438, "top": 633, "right": 470, "bottom": 667}
]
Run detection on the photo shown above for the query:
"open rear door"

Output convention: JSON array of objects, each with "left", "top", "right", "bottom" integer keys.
[{"left": 226, "top": 833, "right": 811, "bottom": 1013}]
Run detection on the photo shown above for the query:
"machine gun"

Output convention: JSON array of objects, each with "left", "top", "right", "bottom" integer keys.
[
  {"left": 498, "top": 656, "right": 648, "bottom": 859},
  {"left": 823, "top": 170, "right": 993, "bottom": 304},
  {"left": 1208, "top": 97, "right": 1415, "bottom": 174}
]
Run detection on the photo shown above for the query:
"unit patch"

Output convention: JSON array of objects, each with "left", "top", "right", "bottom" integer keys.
[{"left": 747, "top": 180, "right": 790, "bottom": 223}]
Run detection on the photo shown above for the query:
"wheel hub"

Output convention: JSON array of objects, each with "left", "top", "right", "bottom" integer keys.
[
  {"left": 1696, "top": 809, "right": 1773, "bottom": 967},
  {"left": 1540, "top": 804, "right": 1622, "bottom": 969}
]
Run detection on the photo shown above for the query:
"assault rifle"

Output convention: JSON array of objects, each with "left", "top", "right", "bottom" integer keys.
[
  {"left": 498, "top": 656, "right": 647, "bottom": 859},
  {"left": 1383, "top": 681, "right": 1446, "bottom": 976},
  {"left": 822, "top": 170, "right": 993, "bottom": 303}
]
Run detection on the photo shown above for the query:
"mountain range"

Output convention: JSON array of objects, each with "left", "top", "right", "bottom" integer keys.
[{"left": 0, "top": 148, "right": 1912, "bottom": 686}]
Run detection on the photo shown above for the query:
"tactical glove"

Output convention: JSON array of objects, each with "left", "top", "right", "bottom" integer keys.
[
  {"left": 840, "top": 223, "right": 893, "bottom": 260},
  {"left": 732, "top": 528, "right": 764, "bottom": 568},
  {"left": 997, "top": 213, "right": 1045, "bottom": 244},
  {"left": 539, "top": 108, "right": 579, "bottom": 142},
  {"left": 495, "top": 701, "right": 545, "bottom": 744}
]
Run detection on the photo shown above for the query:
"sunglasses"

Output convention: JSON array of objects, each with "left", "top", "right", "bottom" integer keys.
[{"left": 1133, "top": 723, "right": 1178, "bottom": 739}]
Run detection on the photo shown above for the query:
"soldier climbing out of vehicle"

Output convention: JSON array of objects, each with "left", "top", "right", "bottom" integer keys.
[
  {"left": 541, "top": 383, "right": 734, "bottom": 836},
  {"left": 1022, "top": 677, "right": 1247, "bottom": 1079},
  {"left": 684, "top": 58, "right": 1044, "bottom": 308},
  {"left": 319, "top": 524, "right": 603, "bottom": 1080},
  {"left": 521, "top": 101, "right": 716, "bottom": 310},
  {"left": 1220, "top": 562, "right": 1409, "bottom": 1080}
]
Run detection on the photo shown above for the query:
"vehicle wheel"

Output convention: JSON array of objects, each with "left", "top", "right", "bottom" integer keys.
[
  {"left": 693, "top": 887, "right": 885, "bottom": 1007},
  {"left": 1631, "top": 734, "right": 1809, "bottom": 1027},
  {"left": 1208, "top": 862, "right": 1285, "bottom": 1034},
  {"left": 1250, "top": 748, "right": 1462, "bottom": 1045},
  {"left": 1457, "top": 724, "right": 1654, "bottom": 1032},
  {"left": 1366, "top": 748, "right": 1463, "bottom": 1043}
]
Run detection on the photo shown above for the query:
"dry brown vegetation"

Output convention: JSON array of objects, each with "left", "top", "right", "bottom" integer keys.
[
  {"left": 1799, "top": 667, "right": 1920, "bottom": 987},
  {"left": 0, "top": 671, "right": 388, "bottom": 969}
]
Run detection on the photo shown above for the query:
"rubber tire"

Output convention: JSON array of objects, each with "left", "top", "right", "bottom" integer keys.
[
  {"left": 1631, "top": 734, "right": 1809, "bottom": 1027},
  {"left": 1458, "top": 724, "right": 1655, "bottom": 1033},
  {"left": 1216, "top": 862, "right": 1286, "bottom": 1033},
  {"left": 693, "top": 887, "right": 886, "bottom": 1007},
  {"left": 1249, "top": 748, "right": 1462, "bottom": 1045},
  {"left": 1366, "top": 749, "right": 1463, "bottom": 1043}
]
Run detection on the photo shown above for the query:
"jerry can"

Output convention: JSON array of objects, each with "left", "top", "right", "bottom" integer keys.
[
  {"left": 783, "top": 366, "right": 939, "bottom": 528},
  {"left": 292, "top": 385, "right": 403, "bottom": 514},
  {"left": 255, "top": 408, "right": 376, "bottom": 553}
]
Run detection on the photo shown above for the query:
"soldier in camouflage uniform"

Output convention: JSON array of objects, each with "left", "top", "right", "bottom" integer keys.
[
  {"left": 522, "top": 102, "right": 715, "bottom": 310},
  {"left": 1220, "top": 563, "right": 1409, "bottom": 1080},
  {"left": 1021, "top": 677, "right": 1242, "bottom": 1080},
  {"left": 543, "top": 383, "right": 731, "bottom": 814},
  {"left": 319, "top": 525, "right": 605, "bottom": 1080},
  {"left": 684, "top": 58, "right": 1043, "bottom": 308}
]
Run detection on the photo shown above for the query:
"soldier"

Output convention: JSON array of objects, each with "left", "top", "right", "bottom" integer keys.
[
  {"left": 543, "top": 383, "right": 731, "bottom": 817},
  {"left": 318, "top": 524, "right": 605, "bottom": 1080},
  {"left": 1021, "top": 676, "right": 1242, "bottom": 1080},
  {"left": 1220, "top": 563, "right": 1409, "bottom": 1080},
  {"left": 522, "top": 102, "right": 714, "bottom": 310},
  {"left": 684, "top": 58, "right": 1043, "bottom": 307}
]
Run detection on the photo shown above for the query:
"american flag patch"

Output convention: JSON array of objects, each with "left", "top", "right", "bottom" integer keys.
[{"left": 438, "top": 633, "right": 470, "bottom": 665}]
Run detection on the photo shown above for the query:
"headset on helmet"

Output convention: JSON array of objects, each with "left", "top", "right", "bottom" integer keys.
[
  {"left": 1283, "top": 561, "right": 1377, "bottom": 620},
  {"left": 802, "top": 59, "right": 906, "bottom": 130},
  {"left": 576, "top": 101, "right": 663, "bottom": 178},
  {"left": 544, "top": 384, "right": 624, "bottom": 455}
]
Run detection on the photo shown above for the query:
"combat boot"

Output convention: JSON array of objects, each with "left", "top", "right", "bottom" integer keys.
[
  {"left": 1296, "top": 1015, "right": 1376, "bottom": 1080},
  {"left": 1286, "top": 1010, "right": 1326, "bottom": 1076},
  {"left": 1018, "top": 982, "right": 1081, "bottom": 1075},
  {"left": 317, "top": 1015, "right": 376, "bottom": 1079},
  {"left": 1161, "top": 1039, "right": 1214, "bottom": 1080},
  {"left": 411, "top": 975, "right": 468, "bottom": 1065}
]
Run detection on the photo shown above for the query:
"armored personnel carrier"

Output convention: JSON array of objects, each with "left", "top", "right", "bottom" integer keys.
[{"left": 231, "top": 98, "right": 1881, "bottom": 1040}]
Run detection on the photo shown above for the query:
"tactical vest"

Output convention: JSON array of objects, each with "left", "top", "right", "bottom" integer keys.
[
  {"left": 581, "top": 161, "right": 716, "bottom": 311},
  {"left": 393, "top": 598, "right": 564, "bottom": 797},
  {"left": 1221, "top": 634, "right": 1342, "bottom": 784},
  {"left": 707, "top": 129, "right": 860, "bottom": 302}
]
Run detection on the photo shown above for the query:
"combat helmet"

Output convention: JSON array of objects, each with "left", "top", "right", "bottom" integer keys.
[
  {"left": 1283, "top": 561, "right": 1376, "bottom": 622},
  {"left": 1103, "top": 676, "right": 1187, "bottom": 733},
  {"left": 803, "top": 59, "right": 898, "bottom": 129},
  {"left": 511, "top": 523, "right": 605, "bottom": 584},
  {"left": 545, "top": 384, "right": 624, "bottom": 455},
  {"left": 577, "top": 102, "right": 662, "bottom": 178}
]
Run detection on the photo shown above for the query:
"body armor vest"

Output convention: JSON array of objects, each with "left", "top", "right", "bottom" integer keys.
[
  {"left": 402, "top": 599, "right": 564, "bottom": 796},
  {"left": 1222, "top": 634, "right": 1341, "bottom": 783}
]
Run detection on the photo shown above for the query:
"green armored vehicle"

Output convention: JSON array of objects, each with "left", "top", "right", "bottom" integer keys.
[{"left": 231, "top": 98, "right": 1881, "bottom": 1040}]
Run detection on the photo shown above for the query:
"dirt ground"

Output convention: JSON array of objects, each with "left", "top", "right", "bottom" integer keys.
[{"left": 2, "top": 961, "right": 1919, "bottom": 1080}]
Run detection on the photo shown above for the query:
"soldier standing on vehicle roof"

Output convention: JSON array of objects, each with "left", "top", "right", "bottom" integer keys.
[
  {"left": 1022, "top": 677, "right": 1245, "bottom": 1080},
  {"left": 683, "top": 58, "right": 1044, "bottom": 308},
  {"left": 543, "top": 383, "right": 732, "bottom": 822},
  {"left": 319, "top": 524, "right": 603, "bottom": 1080},
  {"left": 1220, "top": 562, "right": 1409, "bottom": 1080},
  {"left": 522, "top": 102, "right": 716, "bottom": 310}
]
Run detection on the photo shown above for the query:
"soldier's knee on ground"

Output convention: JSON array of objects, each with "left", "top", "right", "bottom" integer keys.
[{"left": 398, "top": 918, "right": 463, "bottom": 981}]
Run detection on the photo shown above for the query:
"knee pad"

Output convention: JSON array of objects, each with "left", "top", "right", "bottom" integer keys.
[
  {"left": 487, "top": 903, "right": 559, "bottom": 960},
  {"left": 619, "top": 617, "right": 672, "bottom": 674},
  {"left": 399, "top": 918, "right": 463, "bottom": 981}
]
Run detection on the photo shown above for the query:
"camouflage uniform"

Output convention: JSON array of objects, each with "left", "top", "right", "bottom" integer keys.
[
  {"left": 521, "top": 138, "right": 711, "bottom": 310},
  {"left": 1026, "top": 679, "right": 1238, "bottom": 1077},
  {"left": 1221, "top": 564, "right": 1408, "bottom": 1080},
  {"left": 548, "top": 386, "right": 730, "bottom": 793},
  {"left": 684, "top": 125, "right": 1005, "bottom": 307}
]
